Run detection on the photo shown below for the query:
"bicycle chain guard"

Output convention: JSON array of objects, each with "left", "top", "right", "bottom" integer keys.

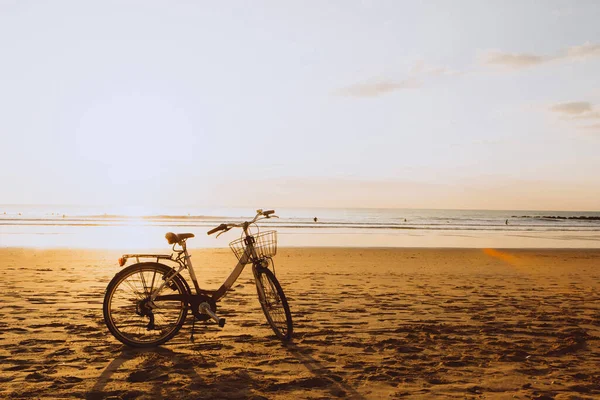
[{"left": 190, "top": 295, "right": 217, "bottom": 322}]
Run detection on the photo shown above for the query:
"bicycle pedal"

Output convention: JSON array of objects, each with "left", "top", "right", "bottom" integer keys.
[{"left": 218, "top": 318, "right": 226, "bottom": 328}]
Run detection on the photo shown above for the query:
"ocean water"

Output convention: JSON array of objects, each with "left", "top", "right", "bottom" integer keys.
[{"left": 1, "top": 205, "right": 599, "bottom": 249}]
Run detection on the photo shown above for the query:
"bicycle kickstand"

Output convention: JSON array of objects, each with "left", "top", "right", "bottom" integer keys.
[{"left": 190, "top": 318, "right": 196, "bottom": 342}]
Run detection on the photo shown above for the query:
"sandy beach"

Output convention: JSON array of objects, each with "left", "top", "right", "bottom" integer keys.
[{"left": 1, "top": 247, "right": 599, "bottom": 399}]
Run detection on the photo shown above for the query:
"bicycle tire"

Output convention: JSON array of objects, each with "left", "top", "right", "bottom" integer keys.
[
  {"left": 103, "top": 262, "right": 189, "bottom": 347},
  {"left": 254, "top": 266, "right": 293, "bottom": 341}
]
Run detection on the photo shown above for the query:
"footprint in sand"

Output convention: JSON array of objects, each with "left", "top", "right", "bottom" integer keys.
[
  {"left": 48, "top": 348, "right": 75, "bottom": 357},
  {"left": 25, "top": 372, "right": 53, "bottom": 382},
  {"left": 126, "top": 368, "right": 170, "bottom": 383},
  {"left": 4, "top": 364, "right": 34, "bottom": 372},
  {"left": 50, "top": 376, "right": 83, "bottom": 389}
]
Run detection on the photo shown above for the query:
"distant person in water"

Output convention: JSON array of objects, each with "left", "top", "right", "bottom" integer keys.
[
  {"left": 505, "top": 219, "right": 509, "bottom": 225},
  {"left": 314, "top": 217, "right": 318, "bottom": 223}
]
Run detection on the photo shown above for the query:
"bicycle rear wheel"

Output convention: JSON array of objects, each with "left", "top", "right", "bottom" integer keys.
[
  {"left": 103, "top": 263, "right": 188, "bottom": 347},
  {"left": 254, "top": 266, "right": 293, "bottom": 341}
]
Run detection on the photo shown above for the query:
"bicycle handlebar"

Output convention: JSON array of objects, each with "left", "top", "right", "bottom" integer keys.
[
  {"left": 207, "top": 223, "right": 228, "bottom": 235},
  {"left": 206, "top": 209, "right": 277, "bottom": 236}
]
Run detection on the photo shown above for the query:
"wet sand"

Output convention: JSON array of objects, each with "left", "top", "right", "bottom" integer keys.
[{"left": 0, "top": 247, "right": 599, "bottom": 399}]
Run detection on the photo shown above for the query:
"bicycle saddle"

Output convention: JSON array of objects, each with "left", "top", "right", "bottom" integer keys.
[{"left": 165, "top": 232, "right": 195, "bottom": 244}]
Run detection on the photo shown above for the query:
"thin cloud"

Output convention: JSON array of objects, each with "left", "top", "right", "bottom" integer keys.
[
  {"left": 336, "top": 78, "right": 421, "bottom": 97},
  {"left": 550, "top": 101, "right": 600, "bottom": 131},
  {"left": 485, "top": 52, "right": 549, "bottom": 68},
  {"left": 483, "top": 42, "right": 600, "bottom": 69},
  {"left": 550, "top": 101, "right": 600, "bottom": 122},
  {"left": 567, "top": 43, "right": 600, "bottom": 59},
  {"left": 550, "top": 102, "right": 593, "bottom": 115},
  {"left": 337, "top": 60, "right": 462, "bottom": 98}
]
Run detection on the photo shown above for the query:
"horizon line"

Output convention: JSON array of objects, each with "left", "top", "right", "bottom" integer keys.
[{"left": 1, "top": 203, "right": 599, "bottom": 213}]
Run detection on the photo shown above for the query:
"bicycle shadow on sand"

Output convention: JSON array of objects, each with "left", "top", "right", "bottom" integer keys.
[
  {"left": 85, "top": 340, "right": 366, "bottom": 399},
  {"left": 283, "top": 343, "right": 366, "bottom": 400},
  {"left": 85, "top": 345, "right": 215, "bottom": 400}
]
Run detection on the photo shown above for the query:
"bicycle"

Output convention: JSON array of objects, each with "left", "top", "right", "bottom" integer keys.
[{"left": 103, "top": 209, "right": 293, "bottom": 347}]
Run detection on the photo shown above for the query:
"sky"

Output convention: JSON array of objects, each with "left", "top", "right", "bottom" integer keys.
[{"left": 1, "top": 0, "right": 599, "bottom": 211}]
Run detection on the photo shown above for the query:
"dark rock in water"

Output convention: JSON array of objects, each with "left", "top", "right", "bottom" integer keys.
[{"left": 513, "top": 215, "right": 600, "bottom": 221}]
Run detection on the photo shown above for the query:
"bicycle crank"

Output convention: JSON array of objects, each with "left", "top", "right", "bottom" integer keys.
[
  {"left": 190, "top": 296, "right": 225, "bottom": 327},
  {"left": 200, "top": 302, "right": 226, "bottom": 328}
]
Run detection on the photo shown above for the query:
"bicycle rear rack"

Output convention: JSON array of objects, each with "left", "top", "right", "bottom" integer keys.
[{"left": 118, "top": 254, "right": 174, "bottom": 266}]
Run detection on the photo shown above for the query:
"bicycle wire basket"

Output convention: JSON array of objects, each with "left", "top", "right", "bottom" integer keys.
[{"left": 229, "top": 230, "right": 277, "bottom": 261}]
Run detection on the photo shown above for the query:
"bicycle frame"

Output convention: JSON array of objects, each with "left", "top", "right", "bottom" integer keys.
[
  {"left": 114, "top": 210, "right": 276, "bottom": 333},
  {"left": 120, "top": 233, "right": 259, "bottom": 304}
]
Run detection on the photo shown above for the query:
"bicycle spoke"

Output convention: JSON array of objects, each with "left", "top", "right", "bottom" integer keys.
[
  {"left": 139, "top": 271, "right": 148, "bottom": 295},
  {"left": 122, "top": 280, "right": 145, "bottom": 300},
  {"left": 150, "top": 270, "right": 157, "bottom": 293}
]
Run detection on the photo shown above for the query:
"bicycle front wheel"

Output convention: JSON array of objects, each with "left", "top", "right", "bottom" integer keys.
[
  {"left": 103, "top": 263, "right": 188, "bottom": 347},
  {"left": 254, "top": 267, "right": 293, "bottom": 341}
]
